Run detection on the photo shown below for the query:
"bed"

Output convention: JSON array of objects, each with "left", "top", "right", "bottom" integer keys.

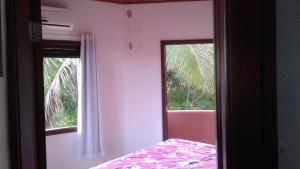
[{"left": 91, "top": 139, "right": 216, "bottom": 169}]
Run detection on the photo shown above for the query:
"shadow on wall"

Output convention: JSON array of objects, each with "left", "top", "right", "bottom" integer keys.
[{"left": 168, "top": 110, "right": 216, "bottom": 145}]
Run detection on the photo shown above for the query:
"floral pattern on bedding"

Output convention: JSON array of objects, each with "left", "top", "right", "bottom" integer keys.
[{"left": 92, "top": 139, "right": 216, "bottom": 169}]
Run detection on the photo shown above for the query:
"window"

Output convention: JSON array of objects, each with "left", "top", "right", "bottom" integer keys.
[
  {"left": 164, "top": 41, "right": 215, "bottom": 111},
  {"left": 42, "top": 40, "right": 80, "bottom": 135},
  {"left": 162, "top": 40, "right": 216, "bottom": 142}
]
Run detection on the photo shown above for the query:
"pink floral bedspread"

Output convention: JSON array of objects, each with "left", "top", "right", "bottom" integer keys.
[{"left": 92, "top": 139, "right": 216, "bottom": 169}]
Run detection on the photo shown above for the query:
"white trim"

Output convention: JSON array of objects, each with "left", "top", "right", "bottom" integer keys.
[
  {"left": 43, "top": 34, "right": 81, "bottom": 41},
  {"left": 167, "top": 110, "right": 215, "bottom": 113},
  {"left": 41, "top": 6, "right": 69, "bottom": 12}
]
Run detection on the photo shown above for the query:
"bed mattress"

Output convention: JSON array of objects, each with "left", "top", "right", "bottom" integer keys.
[{"left": 91, "top": 139, "right": 216, "bottom": 169}]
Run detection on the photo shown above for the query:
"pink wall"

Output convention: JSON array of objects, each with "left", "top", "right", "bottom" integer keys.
[
  {"left": 42, "top": 0, "right": 214, "bottom": 168},
  {"left": 122, "top": 1, "right": 214, "bottom": 153},
  {"left": 42, "top": 1, "right": 126, "bottom": 169},
  {"left": 167, "top": 110, "right": 216, "bottom": 145}
]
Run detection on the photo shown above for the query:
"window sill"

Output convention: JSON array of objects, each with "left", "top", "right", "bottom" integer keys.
[{"left": 46, "top": 126, "right": 77, "bottom": 136}]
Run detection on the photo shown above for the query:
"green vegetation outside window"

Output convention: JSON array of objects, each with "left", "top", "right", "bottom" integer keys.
[
  {"left": 165, "top": 43, "right": 215, "bottom": 110},
  {"left": 42, "top": 40, "right": 81, "bottom": 132}
]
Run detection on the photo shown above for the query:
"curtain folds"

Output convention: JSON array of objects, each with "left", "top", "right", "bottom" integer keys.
[{"left": 77, "top": 33, "right": 104, "bottom": 159}]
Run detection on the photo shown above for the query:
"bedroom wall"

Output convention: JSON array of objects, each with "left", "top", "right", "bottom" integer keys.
[
  {"left": 121, "top": 1, "right": 213, "bottom": 153},
  {"left": 42, "top": 0, "right": 213, "bottom": 168},
  {"left": 46, "top": 133, "right": 106, "bottom": 169},
  {"left": 42, "top": 1, "right": 126, "bottom": 169},
  {"left": 0, "top": 0, "right": 9, "bottom": 168},
  {"left": 277, "top": 0, "right": 300, "bottom": 168}
]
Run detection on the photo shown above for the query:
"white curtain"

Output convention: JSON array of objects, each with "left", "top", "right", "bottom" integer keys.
[{"left": 77, "top": 33, "right": 104, "bottom": 159}]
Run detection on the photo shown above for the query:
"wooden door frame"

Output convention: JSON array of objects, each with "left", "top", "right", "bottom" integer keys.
[
  {"left": 215, "top": 0, "right": 278, "bottom": 168},
  {"left": 6, "top": 0, "right": 46, "bottom": 169},
  {"left": 6, "top": 0, "right": 277, "bottom": 169},
  {"left": 160, "top": 39, "right": 214, "bottom": 141}
]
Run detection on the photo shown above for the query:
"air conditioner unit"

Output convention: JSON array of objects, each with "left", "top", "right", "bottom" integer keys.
[{"left": 41, "top": 6, "right": 74, "bottom": 31}]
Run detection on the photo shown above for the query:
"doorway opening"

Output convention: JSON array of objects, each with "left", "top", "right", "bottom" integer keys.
[
  {"left": 5, "top": 0, "right": 279, "bottom": 168},
  {"left": 161, "top": 40, "right": 216, "bottom": 145}
]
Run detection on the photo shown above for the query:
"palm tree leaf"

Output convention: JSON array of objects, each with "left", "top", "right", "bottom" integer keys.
[
  {"left": 166, "top": 43, "right": 215, "bottom": 97},
  {"left": 43, "top": 58, "right": 79, "bottom": 128}
]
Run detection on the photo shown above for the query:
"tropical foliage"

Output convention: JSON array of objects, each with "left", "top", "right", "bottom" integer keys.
[
  {"left": 43, "top": 58, "right": 79, "bottom": 129},
  {"left": 166, "top": 44, "right": 215, "bottom": 110},
  {"left": 43, "top": 44, "right": 215, "bottom": 129}
]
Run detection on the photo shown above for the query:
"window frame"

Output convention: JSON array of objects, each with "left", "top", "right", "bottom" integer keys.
[
  {"left": 160, "top": 39, "right": 214, "bottom": 140},
  {"left": 42, "top": 40, "right": 81, "bottom": 135},
  {"left": 45, "top": 126, "right": 77, "bottom": 136}
]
